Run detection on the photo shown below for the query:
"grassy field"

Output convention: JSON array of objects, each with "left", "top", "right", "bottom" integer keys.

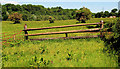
[
  {"left": 2, "top": 38, "right": 118, "bottom": 67},
  {"left": 2, "top": 18, "right": 118, "bottom": 67},
  {"left": 2, "top": 18, "right": 117, "bottom": 39}
]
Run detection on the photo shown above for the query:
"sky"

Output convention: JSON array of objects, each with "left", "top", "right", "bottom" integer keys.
[
  {"left": 0, "top": 0, "right": 120, "bottom": 2},
  {"left": 0, "top": 0, "right": 119, "bottom": 13}
]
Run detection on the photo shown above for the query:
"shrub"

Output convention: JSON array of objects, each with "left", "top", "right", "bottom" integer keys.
[
  {"left": 76, "top": 7, "right": 92, "bottom": 23},
  {"left": 102, "top": 17, "right": 120, "bottom": 55},
  {"left": 8, "top": 12, "right": 22, "bottom": 24},
  {"left": 49, "top": 16, "right": 55, "bottom": 23}
]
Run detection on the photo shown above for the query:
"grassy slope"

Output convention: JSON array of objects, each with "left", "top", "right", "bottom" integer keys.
[{"left": 2, "top": 18, "right": 118, "bottom": 67}]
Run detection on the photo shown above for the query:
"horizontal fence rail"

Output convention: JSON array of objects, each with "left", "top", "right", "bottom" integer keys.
[
  {"left": 30, "top": 35, "right": 100, "bottom": 41},
  {"left": 25, "top": 28, "right": 100, "bottom": 36},
  {"left": 23, "top": 21, "right": 104, "bottom": 40},
  {"left": 23, "top": 23, "right": 102, "bottom": 31}
]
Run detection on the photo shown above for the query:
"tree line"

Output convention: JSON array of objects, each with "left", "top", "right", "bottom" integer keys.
[
  {"left": 2, "top": 4, "right": 120, "bottom": 21},
  {"left": 94, "top": 8, "right": 119, "bottom": 18},
  {"left": 2, "top": 4, "right": 77, "bottom": 21}
]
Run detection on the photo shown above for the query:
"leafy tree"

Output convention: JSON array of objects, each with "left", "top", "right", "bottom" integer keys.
[
  {"left": 95, "top": 12, "right": 104, "bottom": 18},
  {"left": 8, "top": 12, "right": 22, "bottom": 24},
  {"left": 92, "top": 13, "right": 95, "bottom": 18},
  {"left": 49, "top": 16, "right": 55, "bottom": 23},
  {"left": 118, "top": 10, "right": 120, "bottom": 17},
  {"left": 104, "top": 11, "right": 109, "bottom": 17},
  {"left": 100, "top": 11, "right": 104, "bottom": 18},
  {"left": 111, "top": 8, "right": 117, "bottom": 13},
  {"left": 109, "top": 8, "right": 118, "bottom": 16},
  {"left": 2, "top": 15, "right": 8, "bottom": 21},
  {"left": 95, "top": 12, "right": 101, "bottom": 18},
  {"left": 22, "top": 14, "right": 28, "bottom": 21},
  {"left": 29, "top": 14, "right": 37, "bottom": 21},
  {"left": 76, "top": 7, "right": 92, "bottom": 23}
]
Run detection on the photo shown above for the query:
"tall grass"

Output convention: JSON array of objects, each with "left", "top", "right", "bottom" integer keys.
[{"left": 2, "top": 38, "right": 118, "bottom": 67}]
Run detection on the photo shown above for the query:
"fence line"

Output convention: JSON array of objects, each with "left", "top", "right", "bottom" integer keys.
[
  {"left": 1, "top": 30, "right": 24, "bottom": 46},
  {"left": 23, "top": 21, "right": 104, "bottom": 40}
]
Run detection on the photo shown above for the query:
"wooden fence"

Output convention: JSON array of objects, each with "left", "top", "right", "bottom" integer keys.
[
  {"left": 23, "top": 21, "right": 104, "bottom": 40},
  {"left": 0, "top": 30, "right": 24, "bottom": 46}
]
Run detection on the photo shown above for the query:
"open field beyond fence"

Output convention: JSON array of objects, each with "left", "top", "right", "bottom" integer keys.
[{"left": 1, "top": 18, "right": 119, "bottom": 67}]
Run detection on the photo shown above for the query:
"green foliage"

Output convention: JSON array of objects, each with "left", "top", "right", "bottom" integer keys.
[
  {"left": 29, "top": 56, "right": 51, "bottom": 67},
  {"left": 76, "top": 7, "right": 92, "bottom": 23},
  {"left": 118, "top": 10, "right": 120, "bottom": 17},
  {"left": 8, "top": 12, "right": 22, "bottom": 24},
  {"left": 102, "top": 17, "right": 120, "bottom": 58},
  {"left": 49, "top": 16, "right": 55, "bottom": 23},
  {"left": 2, "top": 4, "right": 77, "bottom": 21},
  {"left": 2, "top": 4, "right": 119, "bottom": 21},
  {"left": 95, "top": 8, "right": 118, "bottom": 18},
  {"left": 113, "top": 17, "right": 120, "bottom": 34},
  {"left": 22, "top": 14, "right": 28, "bottom": 21},
  {"left": 111, "top": 8, "right": 118, "bottom": 13},
  {"left": 104, "top": 11, "right": 109, "bottom": 18}
]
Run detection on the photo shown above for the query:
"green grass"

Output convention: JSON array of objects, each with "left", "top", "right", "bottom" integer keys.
[
  {"left": 2, "top": 18, "right": 116, "bottom": 39},
  {"left": 2, "top": 38, "right": 118, "bottom": 67},
  {"left": 2, "top": 18, "right": 116, "bottom": 33},
  {"left": 2, "top": 18, "right": 118, "bottom": 67}
]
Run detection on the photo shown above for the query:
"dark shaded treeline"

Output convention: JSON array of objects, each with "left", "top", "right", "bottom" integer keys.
[
  {"left": 1, "top": 4, "right": 120, "bottom": 21},
  {"left": 95, "top": 8, "right": 119, "bottom": 18}
]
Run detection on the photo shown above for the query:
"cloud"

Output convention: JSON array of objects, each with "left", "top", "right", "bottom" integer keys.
[{"left": 0, "top": 0, "right": 20, "bottom": 5}]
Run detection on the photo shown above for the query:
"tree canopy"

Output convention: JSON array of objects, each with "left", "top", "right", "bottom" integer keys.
[
  {"left": 8, "top": 12, "right": 22, "bottom": 24},
  {"left": 2, "top": 4, "right": 77, "bottom": 21},
  {"left": 76, "top": 7, "right": 92, "bottom": 23},
  {"left": 2, "top": 4, "right": 119, "bottom": 21}
]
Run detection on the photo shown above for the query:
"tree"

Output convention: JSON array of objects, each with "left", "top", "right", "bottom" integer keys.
[
  {"left": 111, "top": 8, "right": 117, "bottom": 13},
  {"left": 22, "top": 14, "right": 28, "bottom": 21},
  {"left": 92, "top": 13, "right": 95, "bottom": 18},
  {"left": 76, "top": 7, "right": 92, "bottom": 23},
  {"left": 95, "top": 12, "right": 104, "bottom": 18},
  {"left": 118, "top": 10, "right": 120, "bottom": 17},
  {"left": 8, "top": 12, "right": 22, "bottom": 24},
  {"left": 100, "top": 11, "right": 104, "bottom": 18},
  {"left": 110, "top": 8, "right": 118, "bottom": 16},
  {"left": 49, "top": 16, "right": 55, "bottom": 23},
  {"left": 104, "top": 11, "right": 109, "bottom": 17}
]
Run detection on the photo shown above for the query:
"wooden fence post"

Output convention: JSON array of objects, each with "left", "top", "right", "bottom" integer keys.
[
  {"left": 65, "top": 33, "right": 68, "bottom": 37},
  {"left": 100, "top": 20, "right": 104, "bottom": 37},
  {"left": 3, "top": 33, "right": 5, "bottom": 40},
  {"left": 13, "top": 34, "right": 16, "bottom": 41},
  {"left": 24, "top": 24, "right": 28, "bottom": 40}
]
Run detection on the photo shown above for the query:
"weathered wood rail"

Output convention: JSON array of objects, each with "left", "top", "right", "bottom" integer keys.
[{"left": 23, "top": 21, "right": 104, "bottom": 40}]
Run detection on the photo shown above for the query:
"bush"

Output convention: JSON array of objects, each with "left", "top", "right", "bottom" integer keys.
[
  {"left": 102, "top": 17, "right": 120, "bottom": 55},
  {"left": 76, "top": 7, "right": 92, "bottom": 23},
  {"left": 49, "top": 16, "right": 55, "bottom": 23},
  {"left": 8, "top": 12, "right": 22, "bottom": 24}
]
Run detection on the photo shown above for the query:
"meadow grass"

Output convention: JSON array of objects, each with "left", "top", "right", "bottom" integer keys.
[
  {"left": 2, "top": 18, "right": 118, "bottom": 67},
  {"left": 2, "top": 18, "right": 116, "bottom": 33},
  {"left": 2, "top": 38, "right": 118, "bottom": 67},
  {"left": 2, "top": 18, "right": 116, "bottom": 39}
]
